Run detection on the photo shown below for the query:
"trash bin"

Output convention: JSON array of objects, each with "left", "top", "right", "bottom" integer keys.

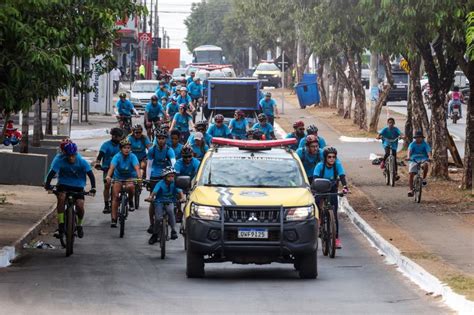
[
  {"left": 57, "top": 104, "right": 70, "bottom": 136},
  {"left": 302, "top": 73, "right": 317, "bottom": 84},
  {"left": 295, "top": 82, "right": 320, "bottom": 109}
]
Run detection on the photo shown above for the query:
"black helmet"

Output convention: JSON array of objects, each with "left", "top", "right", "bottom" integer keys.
[
  {"left": 110, "top": 127, "right": 123, "bottom": 137},
  {"left": 306, "top": 124, "right": 318, "bottom": 135},
  {"left": 155, "top": 128, "right": 168, "bottom": 138},
  {"left": 414, "top": 130, "right": 425, "bottom": 138},
  {"left": 257, "top": 113, "right": 267, "bottom": 121},
  {"left": 252, "top": 129, "right": 263, "bottom": 140},
  {"left": 214, "top": 114, "right": 224, "bottom": 122},
  {"left": 119, "top": 92, "right": 127, "bottom": 99},
  {"left": 151, "top": 95, "right": 158, "bottom": 101},
  {"left": 195, "top": 120, "right": 208, "bottom": 129},
  {"left": 181, "top": 146, "right": 194, "bottom": 158},
  {"left": 132, "top": 124, "right": 143, "bottom": 131},
  {"left": 323, "top": 147, "right": 338, "bottom": 159},
  {"left": 119, "top": 138, "right": 131, "bottom": 148},
  {"left": 161, "top": 166, "right": 176, "bottom": 177}
]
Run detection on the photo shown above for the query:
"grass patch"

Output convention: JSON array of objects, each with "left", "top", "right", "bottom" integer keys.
[
  {"left": 402, "top": 251, "right": 439, "bottom": 261},
  {"left": 444, "top": 274, "right": 474, "bottom": 300}
]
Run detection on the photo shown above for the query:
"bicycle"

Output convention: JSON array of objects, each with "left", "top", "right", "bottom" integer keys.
[
  {"left": 407, "top": 159, "right": 428, "bottom": 203},
  {"left": 312, "top": 179, "right": 346, "bottom": 259},
  {"left": 145, "top": 198, "right": 170, "bottom": 259},
  {"left": 51, "top": 187, "right": 90, "bottom": 257},
  {"left": 382, "top": 137, "right": 400, "bottom": 187},
  {"left": 134, "top": 180, "right": 142, "bottom": 210},
  {"left": 112, "top": 179, "right": 139, "bottom": 238}
]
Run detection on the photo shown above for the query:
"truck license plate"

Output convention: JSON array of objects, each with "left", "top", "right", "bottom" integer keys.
[
  {"left": 237, "top": 228, "right": 268, "bottom": 239},
  {"left": 396, "top": 84, "right": 405, "bottom": 89}
]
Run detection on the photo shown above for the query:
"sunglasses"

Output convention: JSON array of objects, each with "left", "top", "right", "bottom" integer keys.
[
  {"left": 298, "top": 128, "right": 305, "bottom": 132},
  {"left": 216, "top": 120, "right": 224, "bottom": 123},
  {"left": 309, "top": 145, "right": 318, "bottom": 148},
  {"left": 327, "top": 155, "right": 336, "bottom": 159},
  {"left": 183, "top": 156, "right": 192, "bottom": 159},
  {"left": 134, "top": 131, "right": 142, "bottom": 134}
]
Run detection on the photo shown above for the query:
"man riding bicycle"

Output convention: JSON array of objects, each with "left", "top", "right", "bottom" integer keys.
[
  {"left": 377, "top": 117, "right": 403, "bottom": 180},
  {"left": 44, "top": 142, "right": 96, "bottom": 239},
  {"left": 259, "top": 92, "right": 279, "bottom": 126},
  {"left": 95, "top": 128, "right": 123, "bottom": 214},
  {"left": 252, "top": 113, "right": 276, "bottom": 140},
  {"left": 286, "top": 120, "right": 306, "bottom": 150},
  {"left": 155, "top": 81, "right": 169, "bottom": 100},
  {"left": 170, "top": 104, "right": 194, "bottom": 144},
  {"left": 189, "top": 132, "right": 209, "bottom": 160},
  {"left": 128, "top": 124, "right": 152, "bottom": 179},
  {"left": 115, "top": 93, "right": 139, "bottom": 130},
  {"left": 176, "top": 87, "right": 195, "bottom": 114},
  {"left": 407, "top": 130, "right": 432, "bottom": 197},
  {"left": 187, "top": 77, "right": 203, "bottom": 103},
  {"left": 207, "top": 114, "right": 231, "bottom": 138},
  {"left": 170, "top": 129, "right": 184, "bottom": 160},
  {"left": 106, "top": 138, "right": 141, "bottom": 227},
  {"left": 174, "top": 146, "right": 201, "bottom": 180},
  {"left": 166, "top": 96, "right": 180, "bottom": 120},
  {"left": 313, "top": 147, "right": 349, "bottom": 249},
  {"left": 229, "top": 110, "right": 249, "bottom": 140},
  {"left": 145, "top": 95, "right": 166, "bottom": 138},
  {"left": 188, "top": 121, "right": 212, "bottom": 146},
  {"left": 299, "top": 125, "right": 327, "bottom": 149},
  {"left": 296, "top": 135, "right": 323, "bottom": 182}
]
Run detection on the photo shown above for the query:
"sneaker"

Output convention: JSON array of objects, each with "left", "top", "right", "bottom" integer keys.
[
  {"left": 422, "top": 180, "right": 427, "bottom": 186},
  {"left": 111, "top": 219, "right": 117, "bottom": 228},
  {"left": 129, "top": 205, "right": 135, "bottom": 212},
  {"left": 102, "top": 204, "right": 111, "bottom": 214},
  {"left": 395, "top": 175, "right": 400, "bottom": 181},
  {"left": 380, "top": 161, "right": 385, "bottom": 169},
  {"left": 147, "top": 224, "right": 154, "bottom": 234},
  {"left": 335, "top": 238, "right": 342, "bottom": 249},
  {"left": 407, "top": 191, "right": 414, "bottom": 197},
  {"left": 148, "top": 234, "right": 158, "bottom": 245},
  {"left": 171, "top": 230, "right": 178, "bottom": 240},
  {"left": 76, "top": 226, "right": 84, "bottom": 238},
  {"left": 53, "top": 223, "right": 65, "bottom": 239}
]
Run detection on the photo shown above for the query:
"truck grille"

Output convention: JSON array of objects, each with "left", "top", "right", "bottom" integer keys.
[{"left": 224, "top": 207, "right": 282, "bottom": 223}]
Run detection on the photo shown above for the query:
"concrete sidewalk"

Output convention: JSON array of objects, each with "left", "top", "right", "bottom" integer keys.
[{"left": 272, "top": 88, "right": 473, "bottom": 299}]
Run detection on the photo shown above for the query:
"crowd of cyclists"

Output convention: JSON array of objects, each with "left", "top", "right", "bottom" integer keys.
[{"left": 43, "top": 74, "right": 433, "bottom": 252}]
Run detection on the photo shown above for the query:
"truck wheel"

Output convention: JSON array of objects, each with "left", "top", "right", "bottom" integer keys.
[
  {"left": 298, "top": 251, "right": 318, "bottom": 279},
  {"left": 186, "top": 239, "right": 204, "bottom": 278}
]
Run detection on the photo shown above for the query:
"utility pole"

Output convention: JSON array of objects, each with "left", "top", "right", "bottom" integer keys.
[
  {"left": 149, "top": 0, "right": 154, "bottom": 36},
  {"left": 154, "top": 0, "right": 159, "bottom": 37},
  {"left": 142, "top": 0, "right": 147, "bottom": 32}
]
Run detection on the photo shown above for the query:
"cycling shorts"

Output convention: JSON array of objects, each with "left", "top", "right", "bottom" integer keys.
[{"left": 57, "top": 185, "right": 85, "bottom": 200}]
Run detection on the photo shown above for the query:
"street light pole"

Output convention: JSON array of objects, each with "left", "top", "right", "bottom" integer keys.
[{"left": 281, "top": 52, "right": 285, "bottom": 114}]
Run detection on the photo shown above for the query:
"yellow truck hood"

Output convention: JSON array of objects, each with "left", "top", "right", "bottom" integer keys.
[{"left": 190, "top": 186, "right": 314, "bottom": 207}]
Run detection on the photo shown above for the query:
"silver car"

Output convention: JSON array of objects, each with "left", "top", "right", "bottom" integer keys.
[{"left": 127, "top": 80, "right": 159, "bottom": 113}]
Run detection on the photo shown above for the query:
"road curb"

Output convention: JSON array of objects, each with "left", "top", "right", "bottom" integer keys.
[
  {"left": 339, "top": 197, "right": 474, "bottom": 314},
  {"left": 0, "top": 203, "right": 56, "bottom": 268}
]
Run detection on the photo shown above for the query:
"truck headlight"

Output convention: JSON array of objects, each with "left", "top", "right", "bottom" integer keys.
[
  {"left": 273, "top": 74, "right": 279, "bottom": 77},
  {"left": 191, "top": 204, "right": 220, "bottom": 220},
  {"left": 286, "top": 205, "right": 314, "bottom": 221}
]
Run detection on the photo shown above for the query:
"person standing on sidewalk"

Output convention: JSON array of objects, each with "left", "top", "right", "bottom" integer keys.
[
  {"left": 376, "top": 117, "right": 403, "bottom": 180},
  {"left": 259, "top": 92, "right": 279, "bottom": 126},
  {"left": 111, "top": 66, "right": 122, "bottom": 94},
  {"left": 139, "top": 64, "right": 146, "bottom": 80}
]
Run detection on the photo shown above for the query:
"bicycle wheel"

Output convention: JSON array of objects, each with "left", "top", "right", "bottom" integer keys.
[
  {"left": 389, "top": 156, "right": 396, "bottom": 187},
  {"left": 119, "top": 195, "right": 127, "bottom": 238},
  {"left": 415, "top": 177, "right": 423, "bottom": 203},
  {"left": 65, "top": 203, "right": 75, "bottom": 257},
  {"left": 160, "top": 217, "right": 167, "bottom": 259},
  {"left": 134, "top": 185, "right": 141, "bottom": 210},
  {"left": 320, "top": 209, "right": 329, "bottom": 256},
  {"left": 327, "top": 209, "right": 337, "bottom": 258},
  {"left": 384, "top": 159, "right": 390, "bottom": 186}
]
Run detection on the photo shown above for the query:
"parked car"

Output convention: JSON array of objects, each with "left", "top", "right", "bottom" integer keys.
[
  {"left": 127, "top": 80, "right": 159, "bottom": 113},
  {"left": 387, "top": 70, "right": 408, "bottom": 102},
  {"left": 172, "top": 68, "right": 186, "bottom": 82},
  {"left": 252, "top": 62, "right": 281, "bottom": 87}
]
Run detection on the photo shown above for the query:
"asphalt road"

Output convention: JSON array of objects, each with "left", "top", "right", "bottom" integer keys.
[{"left": 0, "top": 189, "right": 450, "bottom": 314}]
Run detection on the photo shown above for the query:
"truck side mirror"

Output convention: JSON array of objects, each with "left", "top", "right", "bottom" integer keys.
[{"left": 176, "top": 176, "right": 191, "bottom": 190}]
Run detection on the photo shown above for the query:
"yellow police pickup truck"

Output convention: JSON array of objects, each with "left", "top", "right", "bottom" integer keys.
[{"left": 178, "top": 138, "right": 318, "bottom": 279}]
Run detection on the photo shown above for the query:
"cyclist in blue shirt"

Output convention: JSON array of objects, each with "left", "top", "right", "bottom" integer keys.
[
  {"left": 189, "top": 121, "right": 212, "bottom": 146},
  {"left": 377, "top": 117, "right": 403, "bottom": 180},
  {"left": 259, "top": 92, "right": 279, "bottom": 126},
  {"left": 286, "top": 120, "right": 306, "bottom": 150},
  {"left": 296, "top": 135, "right": 323, "bottom": 182},
  {"left": 128, "top": 124, "right": 152, "bottom": 178},
  {"left": 170, "top": 104, "right": 194, "bottom": 143},
  {"left": 166, "top": 96, "right": 179, "bottom": 119},
  {"left": 95, "top": 128, "right": 123, "bottom": 214},
  {"left": 252, "top": 113, "right": 276, "bottom": 140},
  {"left": 313, "top": 147, "right": 349, "bottom": 249},
  {"left": 115, "top": 93, "right": 138, "bottom": 129},
  {"left": 176, "top": 87, "right": 195, "bottom": 112},
  {"left": 170, "top": 129, "right": 184, "bottom": 160},
  {"left": 189, "top": 132, "right": 209, "bottom": 160},
  {"left": 299, "top": 125, "right": 327, "bottom": 149},
  {"left": 207, "top": 114, "right": 231, "bottom": 138},
  {"left": 187, "top": 77, "right": 203, "bottom": 101},
  {"left": 145, "top": 166, "right": 184, "bottom": 244},
  {"left": 406, "top": 130, "right": 432, "bottom": 197},
  {"left": 106, "top": 138, "right": 141, "bottom": 227},
  {"left": 145, "top": 95, "right": 165, "bottom": 138},
  {"left": 45, "top": 142, "right": 96, "bottom": 239},
  {"left": 229, "top": 110, "right": 249, "bottom": 139},
  {"left": 155, "top": 81, "right": 169, "bottom": 100},
  {"left": 174, "top": 146, "right": 201, "bottom": 180},
  {"left": 186, "top": 72, "right": 196, "bottom": 86}
]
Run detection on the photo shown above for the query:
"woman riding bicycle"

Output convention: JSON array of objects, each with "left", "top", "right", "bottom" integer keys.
[
  {"left": 188, "top": 121, "right": 212, "bottom": 146},
  {"left": 376, "top": 117, "right": 403, "bottom": 180},
  {"left": 128, "top": 124, "right": 151, "bottom": 179},
  {"left": 106, "top": 138, "right": 141, "bottom": 227},
  {"left": 207, "top": 114, "right": 231, "bottom": 138},
  {"left": 229, "top": 110, "right": 249, "bottom": 139},
  {"left": 170, "top": 104, "right": 194, "bottom": 144},
  {"left": 313, "top": 147, "right": 349, "bottom": 249},
  {"left": 189, "top": 132, "right": 209, "bottom": 160},
  {"left": 296, "top": 135, "right": 323, "bottom": 182}
]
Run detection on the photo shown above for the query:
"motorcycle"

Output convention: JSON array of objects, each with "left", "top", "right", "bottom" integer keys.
[
  {"left": 451, "top": 103, "right": 461, "bottom": 124},
  {"left": 422, "top": 85, "right": 432, "bottom": 109}
]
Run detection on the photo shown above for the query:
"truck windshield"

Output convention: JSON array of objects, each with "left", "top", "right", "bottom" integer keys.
[
  {"left": 256, "top": 63, "right": 279, "bottom": 71},
  {"left": 194, "top": 51, "right": 222, "bottom": 64},
  {"left": 133, "top": 83, "right": 158, "bottom": 92},
  {"left": 199, "top": 157, "right": 305, "bottom": 188},
  {"left": 393, "top": 74, "right": 408, "bottom": 84}
]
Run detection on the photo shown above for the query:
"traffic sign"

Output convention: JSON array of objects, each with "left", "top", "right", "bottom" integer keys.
[
  {"left": 399, "top": 58, "right": 410, "bottom": 74},
  {"left": 138, "top": 32, "right": 152, "bottom": 45},
  {"left": 275, "top": 53, "right": 292, "bottom": 72}
]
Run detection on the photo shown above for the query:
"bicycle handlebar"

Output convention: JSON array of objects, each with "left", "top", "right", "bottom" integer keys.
[
  {"left": 49, "top": 186, "right": 92, "bottom": 196},
  {"left": 312, "top": 191, "right": 347, "bottom": 197}
]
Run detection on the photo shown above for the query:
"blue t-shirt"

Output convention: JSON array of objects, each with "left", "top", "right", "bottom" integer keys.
[
  {"left": 171, "top": 143, "right": 183, "bottom": 160},
  {"left": 128, "top": 135, "right": 151, "bottom": 161},
  {"left": 286, "top": 132, "right": 306, "bottom": 150},
  {"left": 252, "top": 122, "right": 274, "bottom": 140},
  {"left": 259, "top": 98, "right": 277, "bottom": 117},
  {"left": 173, "top": 113, "right": 192, "bottom": 132},
  {"left": 147, "top": 145, "right": 175, "bottom": 177},
  {"left": 408, "top": 141, "right": 431, "bottom": 161},
  {"left": 152, "top": 180, "right": 182, "bottom": 204},
  {"left": 188, "top": 132, "right": 213, "bottom": 146},
  {"left": 296, "top": 147, "right": 324, "bottom": 178},
  {"left": 51, "top": 154, "right": 91, "bottom": 188},
  {"left": 299, "top": 135, "right": 327, "bottom": 149},
  {"left": 166, "top": 102, "right": 179, "bottom": 118},
  {"left": 379, "top": 127, "right": 402, "bottom": 150},
  {"left": 186, "top": 77, "right": 195, "bottom": 86},
  {"left": 155, "top": 88, "right": 169, "bottom": 100},
  {"left": 99, "top": 140, "right": 120, "bottom": 169},
  {"left": 229, "top": 118, "right": 248, "bottom": 139},
  {"left": 207, "top": 123, "right": 231, "bottom": 138},
  {"left": 145, "top": 102, "right": 164, "bottom": 120},
  {"left": 111, "top": 152, "right": 139, "bottom": 180},
  {"left": 190, "top": 143, "right": 209, "bottom": 159},
  {"left": 187, "top": 82, "right": 203, "bottom": 98},
  {"left": 175, "top": 157, "right": 201, "bottom": 179},
  {"left": 176, "top": 94, "right": 192, "bottom": 105},
  {"left": 313, "top": 160, "right": 345, "bottom": 181},
  {"left": 116, "top": 99, "right": 134, "bottom": 116}
]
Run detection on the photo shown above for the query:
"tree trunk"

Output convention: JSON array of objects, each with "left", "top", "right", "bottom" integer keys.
[
  {"left": 317, "top": 58, "right": 329, "bottom": 107},
  {"left": 324, "top": 61, "right": 331, "bottom": 105},
  {"left": 462, "top": 78, "right": 473, "bottom": 189},
  {"left": 337, "top": 78, "right": 345, "bottom": 116},
  {"left": 369, "top": 54, "right": 393, "bottom": 132},
  {"left": 404, "top": 95, "right": 413, "bottom": 150},
  {"left": 344, "top": 87, "right": 353, "bottom": 119},
  {"left": 20, "top": 110, "right": 29, "bottom": 153},
  {"left": 346, "top": 49, "right": 367, "bottom": 129},
  {"left": 330, "top": 75, "right": 339, "bottom": 108},
  {"left": 32, "top": 100, "right": 41, "bottom": 147},
  {"left": 46, "top": 96, "right": 53, "bottom": 135},
  {"left": 0, "top": 112, "right": 10, "bottom": 144},
  {"left": 407, "top": 56, "right": 431, "bottom": 141}
]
